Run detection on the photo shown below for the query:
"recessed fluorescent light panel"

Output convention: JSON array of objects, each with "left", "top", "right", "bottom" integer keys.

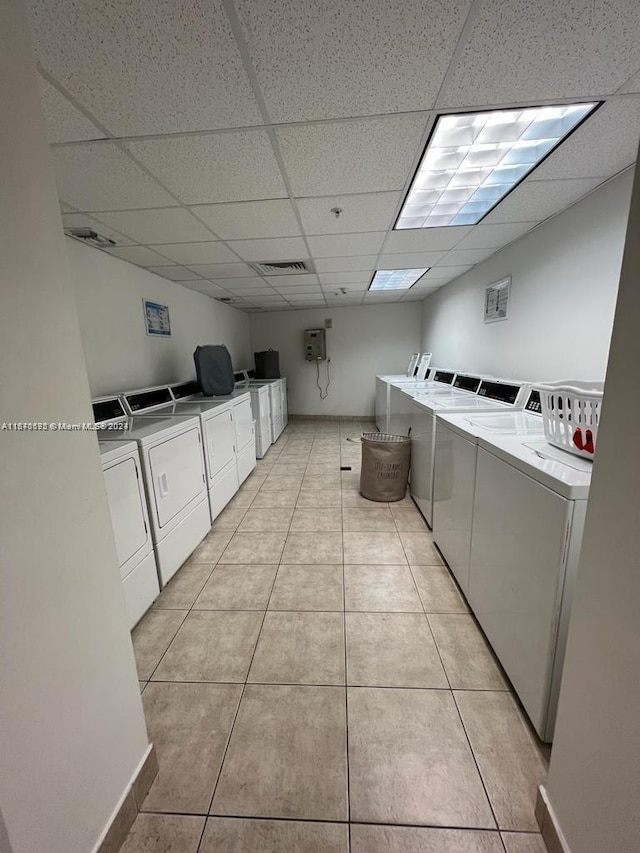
[
  {"left": 396, "top": 103, "right": 599, "bottom": 229},
  {"left": 369, "top": 268, "right": 429, "bottom": 291}
]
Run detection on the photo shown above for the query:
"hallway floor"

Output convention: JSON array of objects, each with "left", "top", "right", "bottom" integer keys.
[{"left": 126, "top": 419, "right": 548, "bottom": 853}]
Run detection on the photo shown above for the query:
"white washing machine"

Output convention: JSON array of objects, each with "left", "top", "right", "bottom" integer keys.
[
  {"left": 467, "top": 431, "right": 592, "bottom": 741},
  {"left": 124, "top": 385, "right": 255, "bottom": 518},
  {"left": 408, "top": 378, "right": 530, "bottom": 528},
  {"left": 389, "top": 372, "right": 481, "bottom": 435},
  {"left": 380, "top": 369, "right": 458, "bottom": 434},
  {"left": 432, "top": 388, "right": 545, "bottom": 598},
  {"left": 94, "top": 397, "right": 210, "bottom": 588},
  {"left": 99, "top": 439, "right": 159, "bottom": 628}
]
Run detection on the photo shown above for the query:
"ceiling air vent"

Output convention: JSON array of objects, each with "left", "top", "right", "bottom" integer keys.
[
  {"left": 250, "top": 259, "right": 315, "bottom": 276},
  {"left": 64, "top": 227, "right": 116, "bottom": 248}
]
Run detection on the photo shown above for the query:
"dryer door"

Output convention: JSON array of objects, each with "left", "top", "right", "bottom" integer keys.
[
  {"left": 148, "top": 427, "right": 205, "bottom": 528},
  {"left": 233, "top": 397, "right": 254, "bottom": 451},
  {"left": 204, "top": 408, "right": 236, "bottom": 480},
  {"left": 103, "top": 456, "right": 148, "bottom": 576}
]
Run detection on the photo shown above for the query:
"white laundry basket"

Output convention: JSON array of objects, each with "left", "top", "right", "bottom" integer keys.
[{"left": 535, "top": 381, "right": 604, "bottom": 459}]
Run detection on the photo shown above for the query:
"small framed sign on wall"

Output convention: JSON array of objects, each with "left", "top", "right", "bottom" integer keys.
[
  {"left": 143, "top": 299, "right": 171, "bottom": 336},
  {"left": 484, "top": 277, "right": 511, "bottom": 323}
]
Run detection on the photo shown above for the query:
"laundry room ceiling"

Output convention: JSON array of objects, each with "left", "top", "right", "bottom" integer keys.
[{"left": 28, "top": 0, "right": 640, "bottom": 313}]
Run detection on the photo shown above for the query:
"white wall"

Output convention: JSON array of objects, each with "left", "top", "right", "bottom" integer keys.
[
  {"left": 0, "top": 2, "right": 149, "bottom": 851},
  {"left": 68, "top": 237, "right": 251, "bottom": 396},
  {"left": 250, "top": 303, "right": 422, "bottom": 416},
  {"left": 542, "top": 153, "right": 640, "bottom": 852},
  {"left": 420, "top": 170, "right": 634, "bottom": 382}
]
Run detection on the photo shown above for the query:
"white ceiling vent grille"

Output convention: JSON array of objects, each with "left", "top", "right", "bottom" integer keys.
[
  {"left": 250, "top": 260, "right": 315, "bottom": 276},
  {"left": 484, "top": 276, "right": 511, "bottom": 323}
]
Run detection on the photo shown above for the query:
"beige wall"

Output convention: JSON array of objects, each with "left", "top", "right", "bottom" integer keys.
[
  {"left": 0, "top": 2, "right": 149, "bottom": 850},
  {"left": 69, "top": 238, "right": 251, "bottom": 397},
  {"left": 250, "top": 303, "right": 422, "bottom": 416},
  {"left": 542, "top": 154, "right": 640, "bottom": 852},
  {"left": 420, "top": 170, "right": 633, "bottom": 382}
]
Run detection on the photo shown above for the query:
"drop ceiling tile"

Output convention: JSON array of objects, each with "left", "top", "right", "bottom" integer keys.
[
  {"left": 438, "top": 0, "right": 640, "bottom": 107},
  {"left": 382, "top": 226, "right": 472, "bottom": 253},
  {"left": 377, "top": 251, "right": 447, "bottom": 268},
  {"left": 186, "top": 262, "right": 255, "bottom": 278},
  {"left": 319, "top": 272, "right": 371, "bottom": 285},
  {"left": 148, "top": 266, "right": 203, "bottom": 281},
  {"left": 532, "top": 97, "right": 640, "bottom": 180},
  {"left": 439, "top": 248, "right": 496, "bottom": 266},
  {"left": 52, "top": 144, "right": 175, "bottom": 211},
  {"left": 227, "top": 287, "right": 278, "bottom": 297},
  {"left": 272, "top": 286, "right": 322, "bottom": 295},
  {"left": 401, "top": 292, "right": 429, "bottom": 301},
  {"left": 282, "top": 293, "right": 326, "bottom": 301},
  {"left": 61, "top": 213, "right": 135, "bottom": 246},
  {"left": 94, "top": 208, "right": 214, "bottom": 243},
  {"left": 276, "top": 115, "right": 428, "bottom": 196},
  {"left": 127, "top": 131, "right": 287, "bottom": 204},
  {"left": 618, "top": 71, "right": 640, "bottom": 94},
  {"left": 482, "top": 178, "right": 602, "bottom": 225},
  {"left": 235, "top": 0, "right": 472, "bottom": 121},
  {"left": 190, "top": 200, "right": 301, "bottom": 239},
  {"left": 423, "top": 265, "right": 472, "bottom": 281},
  {"left": 263, "top": 274, "right": 320, "bottom": 287},
  {"left": 314, "top": 255, "right": 378, "bottom": 273},
  {"left": 103, "top": 246, "right": 170, "bottom": 267},
  {"left": 297, "top": 192, "right": 401, "bottom": 235},
  {"left": 212, "top": 277, "right": 265, "bottom": 289},
  {"left": 28, "top": 0, "right": 261, "bottom": 135},
  {"left": 38, "top": 76, "right": 103, "bottom": 143},
  {"left": 322, "top": 286, "right": 368, "bottom": 296},
  {"left": 181, "top": 280, "right": 228, "bottom": 296},
  {"left": 454, "top": 222, "right": 537, "bottom": 250},
  {"left": 226, "top": 237, "right": 309, "bottom": 262},
  {"left": 307, "top": 232, "right": 385, "bottom": 257},
  {"left": 149, "top": 242, "right": 238, "bottom": 265}
]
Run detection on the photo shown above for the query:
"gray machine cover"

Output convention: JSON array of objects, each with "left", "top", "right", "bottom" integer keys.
[{"left": 193, "top": 345, "right": 234, "bottom": 396}]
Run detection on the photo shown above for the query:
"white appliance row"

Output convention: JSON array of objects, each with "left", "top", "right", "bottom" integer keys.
[
  {"left": 404, "top": 377, "right": 530, "bottom": 527},
  {"left": 432, "top": 393, "right": 592, "bottom": 742},
  {"left": 375, "top": 368, "right": 455, "bottom": 433},
  {"left": 169, "top": 374, "right": 288, "bottom": 453},
  {"left": 94, "top": 396, "right": 211, "bottom": 627},
  {"left": 93, "top": 383, "right": 263, "bottom": 629},
  {"left": 120, "top": 385, "right": 257, "bottom": 516}
]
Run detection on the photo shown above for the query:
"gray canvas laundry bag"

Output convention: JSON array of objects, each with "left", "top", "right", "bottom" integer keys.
[{"left": 359, "top": 432, "right": 411, "bottom": 502}]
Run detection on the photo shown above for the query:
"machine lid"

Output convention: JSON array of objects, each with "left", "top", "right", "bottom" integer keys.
[
  {"left": 93, "top": 397, "right": 126, "bottom": 423},
  {"left": 124, "top": 387, "right": 173, "bottom": 413},
  {"left": 170, "top": 380, "right": 201, "bottom": 399},
  {"left": 476, "top": 379, "right": 523, "bottom": 405},
  {"left": 452, "top": 373, "right": 482, "bottom": 393},
  {"left": 98, "top": 439, "right": 138, "bottom": 462},
  {"left": 478, "top": 435, "right": 592, "bottom": 498}
]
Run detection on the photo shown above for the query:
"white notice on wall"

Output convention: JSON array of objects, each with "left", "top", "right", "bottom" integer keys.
[{"left": 484, "top": 277, "right": 510, "bottom": 323}]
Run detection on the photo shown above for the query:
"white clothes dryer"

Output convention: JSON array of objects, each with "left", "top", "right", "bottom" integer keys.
[
  {"left": 94, "top": 396, "right": 210, "bottom": 588},
  {"left": 99, "top": 439, "right": 159, "bottom": 628}
]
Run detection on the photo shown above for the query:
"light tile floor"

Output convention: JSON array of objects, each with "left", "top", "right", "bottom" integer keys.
[{"left": 126, "top": 419, "right": 549, "bottom": 853}]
